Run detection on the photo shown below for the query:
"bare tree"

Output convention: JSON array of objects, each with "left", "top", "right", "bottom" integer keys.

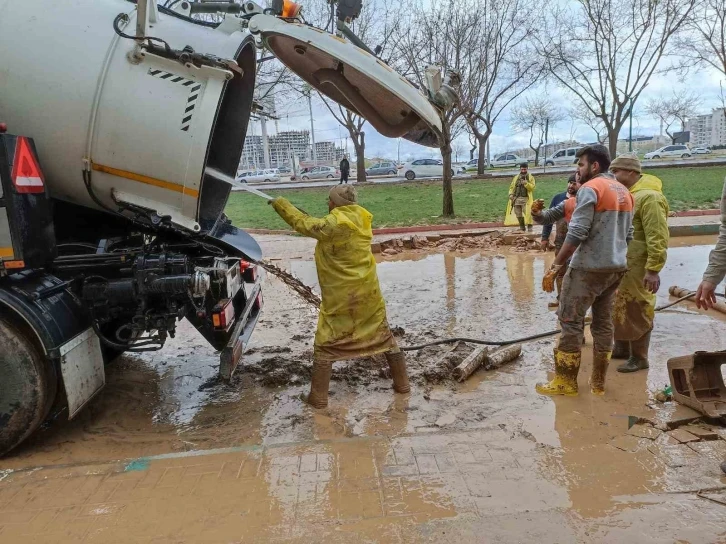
[
  {"left": 681, "top": 0, "right": 726, "bottom": 117},
  {"left": 396, "top": 0, "right": 482, "bottom": 217},
  {"left": 569, "top": 103, "right": 607, "bottom": 144},
  {"left": 645, "top": 91, "right": 701, "bottom": 144},
  {"left": 459, "top": 0, "right": 544, "bottom": 175},
  {"left": 467, "top": 130, "right": 478, "bottom": 161},
  {"left": 540, "top": 0, "right": 697, "bottom": 157},
  {"left": 452, "top": 141, "right": 465, "bottom": 163},
  {"left": 511, "top": 98, "right": 562, "bottom": 166},
  {"left": 301, "top": 0, "right": 406, "bottom": 182}
]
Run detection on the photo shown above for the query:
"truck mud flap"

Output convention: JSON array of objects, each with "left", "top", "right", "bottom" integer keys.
[{"left": 203, "top": 217, "right": 262, "bottom": 262}]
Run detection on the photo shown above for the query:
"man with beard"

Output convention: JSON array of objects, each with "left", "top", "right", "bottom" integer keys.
[
  {"left": 531, "top": 145, "right": 633, "bottom": 396},
  {"left": 539, "top": 173, "right": 582, "bottom": 307}
]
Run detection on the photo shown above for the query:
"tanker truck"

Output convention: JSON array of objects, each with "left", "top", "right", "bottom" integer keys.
[{"left": 0, "top": 0, "right": 447, "bottom": 455}]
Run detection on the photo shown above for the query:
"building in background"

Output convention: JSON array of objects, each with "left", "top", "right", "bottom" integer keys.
[
  {"left": 314, "top": 141, "right": 345, "bottom": 163},
  {"left": 240, "top": 134, "right": 264, "bottom": 170},
  {"left": 269, "top": 130, "right": 311, "bottom": 166},
  {"left": 686, "top": 108, "right": 726, "bottom": 147}
]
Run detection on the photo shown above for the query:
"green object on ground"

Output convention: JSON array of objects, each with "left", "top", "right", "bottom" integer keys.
[{"left": 225, "top": 166, "right": 726, "bottom": 231}]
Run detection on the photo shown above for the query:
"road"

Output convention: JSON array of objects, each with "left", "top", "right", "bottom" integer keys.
[{"left": 232, "top": 155, "right": 726, "bottom": 192}]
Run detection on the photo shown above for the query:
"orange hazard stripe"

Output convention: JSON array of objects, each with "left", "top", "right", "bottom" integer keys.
[
  {"left": 91, "top": 163, "right": 200, "bottom": 199},
  {"left": 0, "top": 247, "right": 14, "bottom": 258}
]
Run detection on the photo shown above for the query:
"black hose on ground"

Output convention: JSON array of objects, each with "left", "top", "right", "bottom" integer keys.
[{"left": 402, "top": 288, "right": 721, "bottom": 352}]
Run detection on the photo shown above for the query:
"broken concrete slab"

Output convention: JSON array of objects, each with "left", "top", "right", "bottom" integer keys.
[
  {"left": 626, "top": 424, "right": 662, "bottom": 440},
  {"left": 402, "top": 236, "right": 413, "bottom": 249},
  {"left": 426, "top": 235, "right": 442, "bottom": 242},
  {"left": 667, "top": 428, "right": 701, "bottom": 444},
  {"left": 609, "top": 435, "right": 644, "bottom": 453},
  {"left": 682, "top": 425, "right": 719, "bottom": 441},
  {"left": 686, "top": 440, "right": 726, "bottom": 463},
  {"left": 647, "top": 443, "right": 704, "bottom": 468},
  {"left": 651, "top": 403, "right": 702, "bottom": 430},
  {"left": 370, "top": 242, "right": 382, "bottom": 254}
]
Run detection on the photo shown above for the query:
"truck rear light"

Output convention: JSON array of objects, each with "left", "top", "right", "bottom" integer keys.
[
  {"left": 243, "top": 264, "right": 257, "bottom": 283},
  {"left": 212, "top": 299, "right": 235, "bottom": 330}
]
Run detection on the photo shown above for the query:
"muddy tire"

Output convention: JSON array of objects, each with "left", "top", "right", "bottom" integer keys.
[{"left": 0, "top": 316, "right": 56, "bottom": 457}]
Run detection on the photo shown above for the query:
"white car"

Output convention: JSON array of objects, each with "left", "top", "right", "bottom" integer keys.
[
  {"left": 544, "top": 146, "right": 583, "bottom": 166},
  {"left": 236, "top": 169, "right": 280, "bottom": 183},
  {"left": 398, "top": 158, "right": 455, "bottom": 180},
  {"left": 490, "top": 153, "right": 525, "bottom": 168},
  {"left": 458, "top": 158, "right": 488, "bottom": 173},
  {"left": 643, "top": 145, "right": 692, "bottom": 160},
  {"left": 693, "top": 147, "right": 712, "bottom": 154}
]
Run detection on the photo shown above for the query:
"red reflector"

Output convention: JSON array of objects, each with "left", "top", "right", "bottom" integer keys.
[
  {"left": 11, "top": 137, "right": 45, "bottom": 194},
  {"left": 240, "top": 259, "right": 250, "bottom": 271},
  {"left": 3, "top": 260, "right": 26, "bottom": 269},
  {"left": 212, "top": 299, "right": 235, "bottom": 329}
]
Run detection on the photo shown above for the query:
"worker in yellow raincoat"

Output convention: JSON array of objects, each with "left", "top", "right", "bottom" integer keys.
[
  {"left": 505, "top": 163, "right": 536, "bottom": 231},
  {"left": 610, "top": 155, "right": 669, "bottom": 373},
  {"left": 269, "top": 185, "right": 410, "bottom": 408}
]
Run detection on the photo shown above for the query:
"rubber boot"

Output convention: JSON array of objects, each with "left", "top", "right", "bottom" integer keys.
[
  {"left": 612, "top": 340, "right": 630, "bottom": 360},
  {"left": 590, "top": 350, "right": 611, "bottom": 395},
  {"left": 517, "top": 217, "right": 526, "bottom": 231},
  {"left": 526, "top": 224, "right": 533, "bottom": 232},
  {"left": 617, "top": 331, "right": 650, "bottom": 373},
  {"left": 536, "top": 349, "right": 580, "bottom": 396},
  {"left": 303, "top": 360, "right": 333, "bottom": 408},
  {"left": 385, "top": 351, "right": 411, "bottom": 393}
]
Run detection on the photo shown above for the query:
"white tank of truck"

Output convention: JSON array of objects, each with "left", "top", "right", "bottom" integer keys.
[
  {"left": 0, "top": 0, "right": 443, "bottom": 233},
  {"left": 0, "top": 0, "right": 446, "bottom": 457}
]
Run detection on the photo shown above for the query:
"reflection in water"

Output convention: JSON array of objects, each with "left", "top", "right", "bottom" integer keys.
[{"left": 504, "top": 252, "right": 535, "bottom": 305}]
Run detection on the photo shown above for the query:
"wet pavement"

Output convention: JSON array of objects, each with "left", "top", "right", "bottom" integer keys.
[{"left": 1, "top": 234, "right": 726, "bottom": 542}]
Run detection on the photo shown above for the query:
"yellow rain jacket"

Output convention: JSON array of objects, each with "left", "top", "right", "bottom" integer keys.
[
  {"left": 271, "top": 198, "right": 396, "bottom": 362},
  {"left": 504, "top": 173, "right": 536, "bottom": 226},
  {"left": 613, "top": 174, "right": 669, "bottom": 341}
]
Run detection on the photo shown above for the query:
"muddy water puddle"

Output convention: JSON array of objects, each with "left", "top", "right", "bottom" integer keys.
[{"left": 3, "top": 237, "right": 726, "bottom": 542}]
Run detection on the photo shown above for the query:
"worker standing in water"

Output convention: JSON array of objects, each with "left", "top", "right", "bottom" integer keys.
[
  {"left": 609, "top": 155, "right": 669, "bottom": 373},
  {"left": 269, "top": 185, "right": 409, "bottom": 408},
  {"left": 539, "top": 172, "right": 582, "bottom": 307},
  {"left": 505, "top": 163, "right": 536, "bottom": 232},
  {"left": 531, "top": 145, "right": 633, "bottom": 396}
]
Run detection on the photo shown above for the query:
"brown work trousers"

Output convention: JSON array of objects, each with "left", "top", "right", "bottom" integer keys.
[{"left": 557, "top": 268, "right": 626, "bottom": 353}]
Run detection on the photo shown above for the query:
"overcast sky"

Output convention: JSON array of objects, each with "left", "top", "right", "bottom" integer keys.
[{"left": 252, "top": 27, "right": 725, "bottom": 163}]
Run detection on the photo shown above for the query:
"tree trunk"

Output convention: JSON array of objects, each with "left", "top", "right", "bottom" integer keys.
[
  {"left": 469, "top": 145, "right": 476, "bottom": 160},
  {"left": 441, "top": 129, "right": 454, "bottom": 217},
  {"left": 476, "top": 134, "right": 489, "bottom": 175},
  {"left": 354, "top": 131, "right": 366, "bottom": 183},
  {"left": 534, "top": 149, "right": 539, "bottom": 166},
  {"left": 607, "top": 126, "right": 619, "bottom": 158}
]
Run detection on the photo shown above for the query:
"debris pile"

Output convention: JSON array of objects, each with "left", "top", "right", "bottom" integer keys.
[
  {"left": 377, "top": 232, "right": 507, "bottom": 255},
  {"left": 510, "top": 236, "right": 541, "bottom": 252}
]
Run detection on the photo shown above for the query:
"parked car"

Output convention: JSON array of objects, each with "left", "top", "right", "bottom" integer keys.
[
  {"left": 490, "top": 153, "right": 524, "bottom": 168},
  {"left": 236, "top": 169, "right": 281, "bottom": 183},
  {"left": 643, "top": 145, "right": 692, "bottom": 160},
  {"left": 398, "top": 159, "right": 454, "bottom": 180},
  {"left": 544, "top": 146, "right": 583, "bottom": 166},
  {"left": 693, "top": 147, "right": 712, "bottom": 154},
  {"left": 458, "top": 158, "right": 488, "bottom": 173},
  {"left": 278, "top": 166, "right": 292, "bottom": 174},
  {"left": 301, "top": 165, "right": 340, "bottom": 180},
  {"left": 365, "top": 161, "right": 398, "bottom": 176}
]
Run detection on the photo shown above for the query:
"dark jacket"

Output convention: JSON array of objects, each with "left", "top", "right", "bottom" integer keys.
[{"left": 340, "top": 158, "right": 350, "bottom": 174}]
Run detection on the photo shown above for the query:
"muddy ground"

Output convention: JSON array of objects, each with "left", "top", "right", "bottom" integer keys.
[{"left": 2, "top": 234, "right": 726, "bottom": 543}]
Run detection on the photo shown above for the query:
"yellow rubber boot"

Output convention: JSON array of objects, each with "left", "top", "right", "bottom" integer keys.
[
  {"left": 536, "top": 349, "right": 580, "bottom": 396},
  {"left": 303, "top": 360, "right": 333, "bottom": 408},
  {"left": 590, "top": 350, "right": 611, "bottom": 395}
]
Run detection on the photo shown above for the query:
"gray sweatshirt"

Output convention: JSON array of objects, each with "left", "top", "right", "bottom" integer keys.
[
  {"left": 536, "top": 174, "right": 634, "bottom": 271},
  {"left": 703, "top": 176, "right": 726, "bottom": 285}
]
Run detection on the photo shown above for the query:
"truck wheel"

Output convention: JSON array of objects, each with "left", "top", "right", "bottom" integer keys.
[{"left": 0, "top": 317, "right": 57, "bottom": 457}]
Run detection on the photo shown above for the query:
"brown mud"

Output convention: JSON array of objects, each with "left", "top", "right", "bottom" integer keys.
[{"left": 2, "top": 233, "right": 726, "bottom": 542}]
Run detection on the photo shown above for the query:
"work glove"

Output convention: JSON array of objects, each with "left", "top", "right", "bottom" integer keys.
[
  {"left": 531, "top": 199, "right": 545, "bottom": 215},
  {"left": 542, "top": 263, "right": 563, "bottom": 293}
]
